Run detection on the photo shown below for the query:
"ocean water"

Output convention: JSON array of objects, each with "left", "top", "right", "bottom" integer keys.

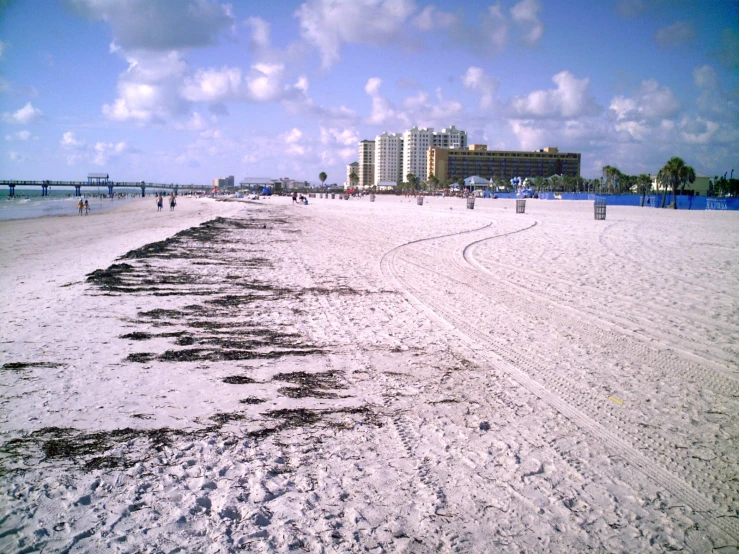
[{"left": 0, "top": 187, "right": 139, "bottom": 222}]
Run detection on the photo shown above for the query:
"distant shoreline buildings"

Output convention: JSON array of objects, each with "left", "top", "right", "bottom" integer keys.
[{"left": 347, "top": 125, "right": 581, "bottom": 189}]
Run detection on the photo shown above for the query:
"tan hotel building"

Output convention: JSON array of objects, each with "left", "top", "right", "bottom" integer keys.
[{"left": 428, "top": 145, "right": 581, "bottom": 182}]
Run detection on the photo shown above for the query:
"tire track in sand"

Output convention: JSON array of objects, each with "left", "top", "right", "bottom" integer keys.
[{"left": 379, "top": 221, "right": 739, "bottom": 544}]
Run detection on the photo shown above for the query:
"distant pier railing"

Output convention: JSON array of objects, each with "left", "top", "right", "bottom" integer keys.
[{"left": 1, "top": 180, "right": 205, "bottom": 198}]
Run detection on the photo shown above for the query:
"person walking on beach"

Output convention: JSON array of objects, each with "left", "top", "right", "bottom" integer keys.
[
  {"left": 156, "top": 194, "right": 163, "bottom": 211},
  {"left": 292, "top": 191, "right": 297, "bottom": 204},
  {"left": 78, "top": 198, "right": 84, "bottom": 215},
  {"left": 84, "top": 199, "right": 89, "bottom": 215},
  {"left": 169, "top": 194, "right": 176, "bottom": 211}
]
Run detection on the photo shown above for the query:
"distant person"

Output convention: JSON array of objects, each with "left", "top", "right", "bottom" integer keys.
[
  {"left": 84, "top": 199, "right": 89, "bottom": 215},
  {"left": 292, "top": 192, "right": 297, "bottom": 204},
  {"left": 78, "top": 198, "right": 84, "bottom": 215},
  {"left": 156, "top": 194, "right": 163, "bottom": 211},
  {"left": 169, "top": 194, "right": 176, "bottom": 211}
]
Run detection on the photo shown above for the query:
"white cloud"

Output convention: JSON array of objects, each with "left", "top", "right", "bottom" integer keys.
[
  {"left": 246, "top": 63, "right": 285, "bottom": 102},
  {"left": 693, "top": 65, "right": 717, "bottom": 89},
  {"left": 679, "top": 116, "right": 719, "bottom": 145},
  {"left": 655, "top": 21, "right": 694, "bottom": 48},
  {"left": 93, "top": 141, "right": 129, "bottom": 166},
  {"left": 70, "top": 0, "right": 233, "bottom": 51},
  {"left": 509, "top": 71, "right": 598, "bottom": 119},
  {"left": 483, "top": 5, "right": 508, "bottom": 53},
  {"left": 413, "top": 6, "right": 457, "bottom": 31},
  {"left": 245, "top": 16, "right": 271, "bottom": 50},
  {"left": 2, "top": 102, "right": 43, "bottom": 125},
  {"left": 174, "top": 111, "right": 214, "bottom": 132},
  {"left": 182, "top": 66, "right": 242, "bottom": 102},
  {"left": 609, "top": 79, "right": 680, "bottom": 121},
  {"left": 463, "top": 67, "right": 499, "bottom": 110},
  {"left": 103, "top": 51, "right": 189, "bottom": 123},
  {"left": 281, "top": 127, "right": 310, "bottom": 156},
  {"left": 61, "top": 131, "right": 85, "bottom": 149},
  {"left": 511, "top": 0, "right": 544, "bottom": 45},
  {"left": 365, "top": 77, "right": 408, "bottom": 127},
  {"left": 5, "top": 130, "right": 32, "bottom": 142},
  {"left": 8, "top": 151, "right": 25, "bottom": 162},
  {"left": 295, "top": 0, "right": 417, "bottom": 68}
]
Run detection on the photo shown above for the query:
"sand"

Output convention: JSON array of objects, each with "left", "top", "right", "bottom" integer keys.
[{"left": 0, "top": 194, "right": 737, "bottom": 553}]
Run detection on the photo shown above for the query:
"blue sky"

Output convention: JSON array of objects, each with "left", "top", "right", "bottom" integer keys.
[{"left": 1, "top": 0, "right": 737, "bottom": 185}]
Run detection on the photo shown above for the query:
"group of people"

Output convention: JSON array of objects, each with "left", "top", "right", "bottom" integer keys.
[
  {"left": 156, "top": 193, "right": 176, "bottom": 211},
  {"left": 291, "top": 192, "right": 308, "bottom": 205},
  {"left": 77, "top": 198, "right": 89, "bottom": 215}
]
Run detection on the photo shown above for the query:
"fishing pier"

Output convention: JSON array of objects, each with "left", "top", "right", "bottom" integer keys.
[{"left": 2, "top": 173, "right": 201, "bottom": 197}]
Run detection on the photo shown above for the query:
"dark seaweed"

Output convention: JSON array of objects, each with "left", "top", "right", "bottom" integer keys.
[{"left": 2, "top": 362, "right": 61, "bottom": 371}]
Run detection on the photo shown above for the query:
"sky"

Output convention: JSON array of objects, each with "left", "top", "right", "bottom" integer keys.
[{"left": 0, "top": 0, "right": 737, "bottom": 185}]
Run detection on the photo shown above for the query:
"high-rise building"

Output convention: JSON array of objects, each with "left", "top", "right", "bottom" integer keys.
[
  {"left": 374, "top": 132, "right": 403, "bottom": 185},
  {"left": 428, "top": 146, "right": 581, "bottom": 183},
  {"left": 212, "top": 175, "right": 235, "bottom": 188},
  {"left": 402, "top": 127, "right": 432, "bottom": 183},
  {"left": 358, "top": 140, "right": 375, "bottom": 189},
  {"left": 402, "top": 126, "right": 468, "bottom": 183}
]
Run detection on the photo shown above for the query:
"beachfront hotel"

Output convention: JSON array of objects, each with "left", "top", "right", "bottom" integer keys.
[
  {"left": 402, "top": 126, "right": 468, "bottom": 182},
  {"left": 358, "top": 140, "right": 375, "bottom": 189},
  {"left": 427, "top": 145, "right": 581, "bottom": 183},
  {"left": 374, "top": 132, "right": 403, "bottom": 185}
]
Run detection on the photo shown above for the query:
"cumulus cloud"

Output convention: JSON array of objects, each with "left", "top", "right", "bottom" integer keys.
[
  {"left": 320, "top": 126, "right": 359, "bottom": 159},
  {"left": 655, "top": 21, "right": 695, "bottom": 48},
  {"left": 482, "top": 5, "right": 508, "bottom": 53},
  {"left": 2, "top": 102, "right": 43, "bottom": 124},
  {"left": 609, "top": 78, "right": 680, "bottom": 121},
  {"left": 246, "top": 63, "right": 285, "bottom": 102},
  {"left": 5, "top": 130, "right": 33, "bottom": 142},
  {"left": 678, "top": 116, "right": 719, "bottom": 145},
  {"left": 511, "top": 0, "right": 543, "bottom": 45},
  {"left": 412, "top": 5, "right": 457, "bottom": 31},
  {"left": 280, "top": 127, "right": 311, "bottom": 157},
  {"left": 69, "top": 0, "right": 233, "bottom": 51},
  {"left": 463, "top": 66, "right": 499, "bottom": 110},
  {"left": 182, "top": 66, "right": 242, "bottom": 102},
  {"left": 245, "top": 16, "right": 271, "bottom": 50},
  {"left": 103, "top": 51, "right": 189, "bottom": 123},
  {"left": 509, "top": 71, "right": 599, "bottom": 119},
  {"left": 294, "top": 0, "right": 417, "bottom": 68},
  {"left": 93, "top": 140, "right": 130, "bottom": 166},
  {"left": 365, "top": 77, "right": 409, "bottom": 127}
]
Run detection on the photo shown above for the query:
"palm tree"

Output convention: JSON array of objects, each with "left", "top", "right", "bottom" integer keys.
[
  {"left": 349, "top": 171, "right": 358, "bottom": 191},
  {"left": 636, "top": 174, "right": 652, "bottom": 206},
  {"left": 406, "top": 173, "right": 417, "bottom": 193},
  {"left": 319, "top": 171, "right": 327, "bottom": 191},
  {"left": 657, "top": 157, "right": 695, "bottom": 209}
]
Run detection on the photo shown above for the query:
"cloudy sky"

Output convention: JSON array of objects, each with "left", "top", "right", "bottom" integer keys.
[{"left": 1, "top": 0, "right": 737, "bottom": 185}]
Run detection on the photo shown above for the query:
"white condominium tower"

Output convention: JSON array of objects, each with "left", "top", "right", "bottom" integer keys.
[
  {"left": 374, "top": 132, "right": 403, "bottom": 185},
  {"left": 358, "top": 140, "right": 375, "bottom": 189},
  {"left": 402, "top": 125, "right": 467, "bottom": 183}
]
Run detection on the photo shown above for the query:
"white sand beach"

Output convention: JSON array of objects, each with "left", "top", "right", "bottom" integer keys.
[{"left": 1, "top": 194, "right": 737, "bottom": 553}]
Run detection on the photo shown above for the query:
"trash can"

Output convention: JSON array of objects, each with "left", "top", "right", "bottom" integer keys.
[
  {"left": 516, "top": 199, "right": 526, "bottom": 213},
  {"left": 370, "top": 194, "right": 376, "bottom": 202},
  {"left": 467, "top": 197, "right": 475, "bottom": 209},
  {"left": 417, "top": 196, "right": 424, "bottom": 206},
  {"left": 594, "top": 200, "right": 607, "bottom": 220},
  {"left": 331, "top": 193, "right": 335, "bottom": 199}
]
